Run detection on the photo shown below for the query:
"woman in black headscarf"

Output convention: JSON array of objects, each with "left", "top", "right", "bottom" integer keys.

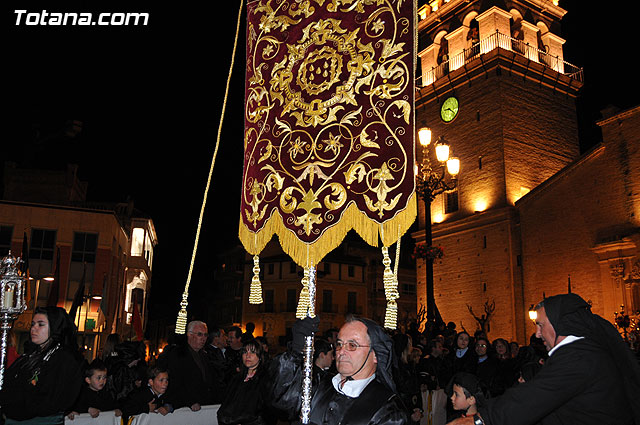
[
  {"left": 541, "top": 293, "right": 640, "bottom": 424},
  {"left": 456, "top": 294, "right": 640, "bottom": 425},
  {"left": 448, "top": 331, "right": 476, "bottom": 374},
  {"left": 0, "top": 306, "right": 83, "bottom": 424}
]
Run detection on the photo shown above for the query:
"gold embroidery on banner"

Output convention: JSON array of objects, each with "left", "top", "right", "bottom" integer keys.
[{"left": 243, "top": 0, "right": 414, "bottom": 249}]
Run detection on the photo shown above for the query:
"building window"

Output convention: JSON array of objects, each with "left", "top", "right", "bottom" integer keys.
[
  {"left": 631, "top": 283, "right": 640, "bottom": 313},
  {"left": 125, "top": 271, "right": 147, "bottom": 323},
  {"left": 322, "top": 290, "right": 333, "bottom": 313},
  {"left": 268, "top": 263, "right": 275, "bottom": 275},
  {"left": 131, "top": 228, "right": 153, "bottom": 268},
  {"left": 324, "top": 262, "right": 331, "bottom": 274},
  {"left": 445, "top": 190, "right": 459, "bottom": 214},
  {"left": 0, "top": 226, "right": 13, "bottom": 256},
  {"left": 289, "top": 262, "right": 297, "bottom": 274},
  {"left": 347, "top": 291, "right": 357, "bottom": 314},
  {"left": 264, "top": 289, "right": 274, "bottom": 312},
  {"left": 348, "top": 265, "right": 355, "bottom": 277},
  {"left": 131, "top": 228, "right": 145, "bottom": 257},
  {"left": 72, "top": 232, "right": 98, "bottom": 263},
  {"left": 286, "top": 288, "right": 297, "bottom": 312},
  {"left": 402, "top": 282, "right": 416, "bottom": 295},
  {"left": 30, "top": 229, "right": 56, "bottom": 261}
]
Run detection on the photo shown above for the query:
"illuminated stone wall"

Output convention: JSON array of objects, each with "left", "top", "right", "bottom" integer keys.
[{"left": 517, "top": 106, "right": 640, "bottom": 337}]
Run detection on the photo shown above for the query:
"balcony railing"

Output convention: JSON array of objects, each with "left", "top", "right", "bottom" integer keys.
[{"left": 419, "top": 31, "right": 583, "bottom": 87}]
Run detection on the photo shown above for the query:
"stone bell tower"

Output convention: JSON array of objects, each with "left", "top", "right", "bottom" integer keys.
[{"left": 413, "top": 0, "right": 583, "bottom": 341}]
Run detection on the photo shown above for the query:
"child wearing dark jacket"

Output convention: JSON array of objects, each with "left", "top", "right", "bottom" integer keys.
[
  {"left": 68, "top": 359, "right": 121, "bottom": 419},
  {"left": 120, "top": 366, "right": 173, "bottom": 421}
]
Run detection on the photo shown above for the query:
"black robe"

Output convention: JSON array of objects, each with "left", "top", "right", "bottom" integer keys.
[
  {"left": 448, "top": 348, "right": 476, "bottom": 374},
  {"left": 478, "top": 338, "right": 633, "bottom": 425},
  {"left": 267, "top": 351, "right": 408, "bottom": 425},
  {"left": 217, "top": 368, "right": 267, "bottom": 425},
  {"left": 0, "top": 345, "right": 82, "bottom": 421}
]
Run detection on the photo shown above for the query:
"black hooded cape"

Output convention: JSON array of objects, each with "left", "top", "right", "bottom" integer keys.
[
  {"left": 478, "top": 293, "right": 640, "bottom": 425},
  {"left": 266, "top": 317, "right": 408, "bottom": 425}
]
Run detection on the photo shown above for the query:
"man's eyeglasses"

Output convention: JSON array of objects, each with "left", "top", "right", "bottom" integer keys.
[
  {"left": 476, "top": 344, "right": 487, "bottom": 348},
  {"left": 335, "top": 340, "right": 370, "bottom": 351},
  {"left": 189, "top": 331, "right": 207, "bottom": 337}
]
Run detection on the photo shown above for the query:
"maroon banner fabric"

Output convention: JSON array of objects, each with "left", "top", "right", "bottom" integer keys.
[{"left": 240, "top": 0, "right": 416, "bottom": 265}]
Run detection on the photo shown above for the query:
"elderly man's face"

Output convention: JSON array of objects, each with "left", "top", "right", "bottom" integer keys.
[
  {"left": 335, "top": 321, "right": 377, "bottom": 380},
  {"left": 188, "top": 323, "right": 208, "bottom": 352},
  {"left": 535, "top": 306, "right": 557, "bottom": 351}
]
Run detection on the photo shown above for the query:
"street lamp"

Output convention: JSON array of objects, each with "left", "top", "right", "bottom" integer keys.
[{"left": 415, "top": 127, "right": 459, "bottom": 324}]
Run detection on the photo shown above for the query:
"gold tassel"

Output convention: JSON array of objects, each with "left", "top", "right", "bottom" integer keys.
[
  {"left": 249, "top": 255, "right": 263, "bottom": 304},
  {"left": 382, "top": 246, "right": 399, "bottom": 330},
  {"left": 175, "top": 292, "right": 189, "bottom": 335},
  {"left": 296, "top": 267, "right": 310, "bottom": 319}
]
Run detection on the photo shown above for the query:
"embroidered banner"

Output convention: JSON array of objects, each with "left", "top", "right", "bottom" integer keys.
[{"left": 240, "top": 0, "right": 416, "bottom": 266}]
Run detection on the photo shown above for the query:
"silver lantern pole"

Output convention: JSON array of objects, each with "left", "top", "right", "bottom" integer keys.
[
  {"left": 0, "top": 251, "right": 28, "bottom": 390},
  {"left": 300, "top": 264, "right": 316, "bottom": 425}
]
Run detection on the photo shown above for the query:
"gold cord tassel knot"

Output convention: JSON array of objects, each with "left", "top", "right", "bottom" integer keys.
[
  {"left": 296, "top": 267, "right": 311, "bottom": 319},
  {"left": 382, "top": 246, "right": 399, "bottom": 329},
  {"left": 249, "top": 254, "right": 263, "bottom": 304}
]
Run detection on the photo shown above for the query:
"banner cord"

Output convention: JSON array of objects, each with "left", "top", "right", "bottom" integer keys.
[{"left": 175, "top": 0, "right": 244, "bottom": 333}]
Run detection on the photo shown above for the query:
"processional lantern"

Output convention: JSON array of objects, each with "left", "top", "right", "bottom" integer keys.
[{"left": 0, "top": 252, "right": 28, "bottom": 390}]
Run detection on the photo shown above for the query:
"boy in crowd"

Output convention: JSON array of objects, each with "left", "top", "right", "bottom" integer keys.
[
  {"left": 120, "top": 367, "right": 173, "bottom": 421},
  {"left": 448, "top": 372, "right": 485, "bottom": 421},
  {"left": 68, "top": 359, "right": 121, "bottom": 419}
]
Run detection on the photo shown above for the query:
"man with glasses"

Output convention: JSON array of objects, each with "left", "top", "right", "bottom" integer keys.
[
  {"left": 158, "top": 320, "right": 221, "bottom": 411},
  {"left": 267, "top": 316, "right": 408, "bottom": 424},
  {"left": 473, "top": 337, "right": 502, "bottom": 398}
]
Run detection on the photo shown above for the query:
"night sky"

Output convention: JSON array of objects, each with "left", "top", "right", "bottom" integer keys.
[{"left": 4, "top": 0, "right": 639, "bottom": 322}]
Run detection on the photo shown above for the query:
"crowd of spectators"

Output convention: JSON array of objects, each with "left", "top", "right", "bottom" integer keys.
[{"left": 0, "top": 307, "right": 638, "bottom": 424}]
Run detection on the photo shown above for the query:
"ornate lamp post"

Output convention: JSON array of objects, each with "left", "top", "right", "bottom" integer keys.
[
  {"left": 415, "top": 127, "right": 459, "bottom": 324},
  {"left": 0, "top": 252, "right": 28, "bottom": 389}
]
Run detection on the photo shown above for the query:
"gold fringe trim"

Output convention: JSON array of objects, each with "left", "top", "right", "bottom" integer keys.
[{"left": 239, "top": 193, "right": 417, "bottom": 267}]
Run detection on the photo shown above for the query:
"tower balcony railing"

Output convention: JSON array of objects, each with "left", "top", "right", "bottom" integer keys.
[{"left": 419, "top": 31, "right": 583, "bottom": 88}]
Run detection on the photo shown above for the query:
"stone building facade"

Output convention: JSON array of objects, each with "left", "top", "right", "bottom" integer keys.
[
  {"left": 413, "top": 0, "right": 638, "bottom": 342},
  {"left": 0, "top": 163, "right": 157, "bottom": 358}
]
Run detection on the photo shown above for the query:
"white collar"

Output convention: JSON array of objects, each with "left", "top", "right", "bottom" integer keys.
[
  {"left": 548, "top": 335, "right": 584, "bottom": 356},
  {"left": 332, "top": 373, "right": 376, "bottom": 398},
  {"left": 456, "top": 347, "right": 468, "bottom": 358}
]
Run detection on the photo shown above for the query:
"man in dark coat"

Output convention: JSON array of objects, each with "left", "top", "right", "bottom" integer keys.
[
  {"left": 267, "top": 316, "right": 408, "bottom": 425},
  {"left": 224, "top": 325, "right": 244, "bottom": 380},
  {"left": 448, "top": 293, "right": 640, "bottom": 425},
  {"left": 158, "top": 320, "right": 222, "bottom": 410},
  {"left": 204, "top": 326, "right": 231, "bottom": 388}
]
